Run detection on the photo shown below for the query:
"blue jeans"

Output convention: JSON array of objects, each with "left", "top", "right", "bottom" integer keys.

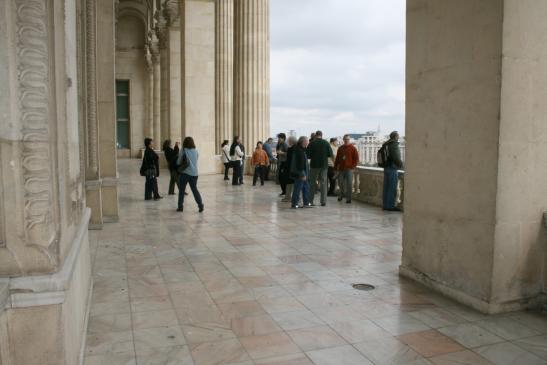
[
  {"left": 178, "top": 174, "right": 203, "bottom": 209},
  {"left": 292, "top": 178, "right": 310, "bottom": 207},
  {"left": 383, "top": 167, "right": 399, "bottom": 209}
]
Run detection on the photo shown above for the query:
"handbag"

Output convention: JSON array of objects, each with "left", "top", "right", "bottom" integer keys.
[{"left": 176, "top": 150, "right": 189, "bottom": 175}]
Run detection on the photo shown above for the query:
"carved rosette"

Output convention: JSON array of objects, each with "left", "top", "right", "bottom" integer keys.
[{"left": 15, "top": 0, "right": 58, "bottom": 259}]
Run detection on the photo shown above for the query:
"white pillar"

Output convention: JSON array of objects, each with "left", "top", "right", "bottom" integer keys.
[
  {"left": 234, "top": 0, "right": 270, "bottom": 153},
  {"left": 215, "top": 0, "right": 234, "bottom": 153}
]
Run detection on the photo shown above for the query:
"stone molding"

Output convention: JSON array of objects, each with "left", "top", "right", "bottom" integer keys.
[
  {"left": 16, "top": 0, "right": 59, "bottom": 266},
  {"left": 164, "top": 0, "right": 180, "bottom": 27},
  {"left": 86, "top": 0, "right": 99, "bottom": 177},
  {"left": 101, "top": 177, "right": 119, "bottom": 187},
  {"left": 84, "top": 179, "right": 102, "bottom": 190},
  {"left": 5, "top": 208, "right": 91, "bottom": 309}
]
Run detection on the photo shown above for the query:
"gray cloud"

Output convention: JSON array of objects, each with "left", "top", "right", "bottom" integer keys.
[{"left": 270, "top": 0, "right": 405, "bottom": 138}]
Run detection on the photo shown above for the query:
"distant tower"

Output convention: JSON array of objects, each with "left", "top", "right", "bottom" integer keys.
[{"left": 376, "top": 124, "right": 381, "bottom": 135}]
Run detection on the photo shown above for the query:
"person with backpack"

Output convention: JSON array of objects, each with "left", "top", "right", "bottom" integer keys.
[
  {"left": 176, "top": 137, "right": 204, "bottom": 213},
  {"left": 221, "top": 140, "right": 232, "bottom": 181},
  {"left": 162, "top": 139, "right": 180, "bottom": 195},
  {"left": 334, "top": 134, "right": 359, "bottom": 204},
  {"left": 306, "top": 130, "right": 333, "bottom": 206},
  {"left": 140, "top": 138, "right": 162, "bottom": 201},
  {"left": 379, "top": 131, "right": 403, "bottom": 211}
]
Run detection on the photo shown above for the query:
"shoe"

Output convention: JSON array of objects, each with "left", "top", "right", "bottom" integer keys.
[
  {"left": 346, "top": 200, "right": 352, "bottom": 204},
  {"left": 184, "top": 192, "right": 189, "bottom": 196},
  {"left": 321, "top": 203, "right": 326, "bottom": 207},
  {"left": 338, "top": 196, "right": 343, "bottom": 202},
  {"left": 199, "top": 205, "right": 204, "bottom": 213},
  {"left": 279, "top": 193, "right": 285, "bottom": 197},
  {"left": 261, "top": 183, "right": 264, "bottom": 186},
  {"left": 386, "top": 207, "right": 401, "bottom": 212},
  {"left": 327, "top": 193, "right": 337, "bottom": 197},
  {"left": 145, "top": 198, "right": 152, "bottom": 201},
  {"left": 176, "top": 207, "right": 183, "bottom": 212},
  {"left": 232, "top": 183, "right": 240, "bottom": 186},
  {"left": 253, "top": 184, "right": 256, "bottom": 186},
  {"left": 224, "top": 177, "right": 230, "bottom": 181},
  {"left": 291, "top": 205, "right": 299, "bottom": 209},
  {"left": 303, "top": 204, "right": 313, "bottom": 208},
  {"left": 154, "top": 196, "right": 163, "bottom": 201}
]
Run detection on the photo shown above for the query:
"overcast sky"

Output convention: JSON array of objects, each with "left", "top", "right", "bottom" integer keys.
[{"left": 270, "top": 0, "right": 406, "bottom": 138}]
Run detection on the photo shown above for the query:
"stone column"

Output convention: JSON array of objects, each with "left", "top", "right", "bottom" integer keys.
[
  {"left": 157, "top": 10, "right": 169, "bottom": 143},
  {"left": 145, "top": 44, "right": 154, "bottom": 139},
  {"left": 234, "top": 0, "right": 270, "bottom": 153},
  {"left": 165, "top": 0, "right": 182, "bottom": 144},
  {"left": 215, "top": 0, "right": 234, "bottom": 153},
  {"left": 84, "top": 0, "right": 103, "bottom": 228},
  {"left": 0, "top": 0, "right": 92, "bottom": 363},
  {"left": 150, "top": 34, "right": 162, "bottom": 146},
  {"left": 402, "top": 0, "right": 547, "bottom": 314},
  {"left": 96, "top": 0, "right": 119, "bottom": 222}
]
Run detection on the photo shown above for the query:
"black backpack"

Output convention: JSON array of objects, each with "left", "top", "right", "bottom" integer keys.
[{"left": 377, "top": 142, "right": 390, "bottom": 168}]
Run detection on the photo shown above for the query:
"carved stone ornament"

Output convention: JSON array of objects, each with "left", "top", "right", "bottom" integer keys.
[
  {"left": 15, "top": 0, "right": 59, "bottom": 265},
  {"left": 164, "top": 0, "right": 180, "bottom": 26}
]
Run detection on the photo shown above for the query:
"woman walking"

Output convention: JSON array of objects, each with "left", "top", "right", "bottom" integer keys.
[
  {"left": 221, "top": 140, "right": 231, "bottom": 181},
  {"left": 251, "top": 141, "right": 269, "bottom": 186},
  {"left": 140, "top": 138, "right": 162, "bottom": 201},
  {"left": 176, "top": 137, "right": 204, "bottom": 213},
  {"left": 162, "top": 139, "right": 180, "bottom": 195},
  {"left": 230, "top": 136, "right": 244, "bottom": 185},
  {"left": 290, "top": 136, "right": 311, "bottom": 209}
]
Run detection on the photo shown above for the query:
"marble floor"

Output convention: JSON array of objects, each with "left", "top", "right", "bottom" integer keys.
[{"left": 84, "top": 160, "right": 547, "bottom": 365}]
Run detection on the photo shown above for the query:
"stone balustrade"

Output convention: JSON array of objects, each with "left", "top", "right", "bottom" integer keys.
[{"left": 353, "top": 166, "right": 405, "bottom": 209}]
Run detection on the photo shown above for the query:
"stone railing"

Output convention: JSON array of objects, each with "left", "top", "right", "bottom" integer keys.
[{"left": 353, "top": 166, "right": 405, "bottom": 209}]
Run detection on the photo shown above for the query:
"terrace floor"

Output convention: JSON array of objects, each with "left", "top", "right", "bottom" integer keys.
[{"left": 84, "top": 160, "right": 547, "bottom": 365}]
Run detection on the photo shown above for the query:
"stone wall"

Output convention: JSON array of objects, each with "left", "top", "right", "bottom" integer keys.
[{"left": 353, "top": 167, "right": 404, "bottom": 209}]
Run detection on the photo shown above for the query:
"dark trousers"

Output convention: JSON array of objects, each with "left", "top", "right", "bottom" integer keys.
[
  {"left": 168, "top": 169, "right": 179, "bottom": 194},
  {"left": 145, "top": 176, "right": 160, "bottom": 200},
  {"left": 292, "top": 178, "right": 310, "bottom": 207},
  {"left": 240, "top": 160, "right": 245, "bottom": 184},
  {"left": 253, "top": 166, "right": 266, "bottom": 186},
  {"left": 278, "top": 161, "right": 287, "bottom": 194},
  {"left": 383, "top": 167, "right": 399, "bottom": 209},
  {"left": 265, "top": 163, "right": 271, "bottom": 181},
  {"left": 327, "top": 166, "right": 336, "bottom": 194},
  {"left": 178, "top": 174, "right": 203, "bottom": 209},
  {"left": 232, "top": 162, "right": 242, "bottom": 185},
  {"left": 224, "top": 163, "right": 231, "bottom": 180}
]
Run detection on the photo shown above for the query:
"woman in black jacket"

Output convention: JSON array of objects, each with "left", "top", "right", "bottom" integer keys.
[
  {"left": 290, "top": 136, "right": 311, "bottom": 209},
  {"left": 162, "top": 139, "right": 180, "bottom": 195},
  {"left": 281, "top": 136, "right": 297, "bottom": 202},
  {"left": 140, "top": 138, "right": 162, "bottom": 201}
]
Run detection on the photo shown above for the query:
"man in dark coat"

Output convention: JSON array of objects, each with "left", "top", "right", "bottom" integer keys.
[
  {"left": 140, "top": 138, "right": 162, "bottom": 201},
  {"left": 382, "top": 131, "right": 403, "bottom": 211}
]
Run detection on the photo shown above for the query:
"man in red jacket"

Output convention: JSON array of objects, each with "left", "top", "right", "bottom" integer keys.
[{"left": 334, "top": 134, "right": 359, "bottom": 204}]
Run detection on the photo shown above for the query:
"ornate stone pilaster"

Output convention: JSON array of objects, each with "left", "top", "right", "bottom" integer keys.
[
  {"left": 157, "top": 10, "right": 169, "bottom": 143},
  {"left": 84, "top": 0, "right": 103, "bottom": 228},
  {"left": 215, "top": 0, "right": 234, "bottom": 153},
  {"left": 234, "top": 0, "right": 270, "bottom": 153},
  {"left": 164, "top": 1, "right": 182, "bottom": 144},
  {"left": 15, "top": 0, "right": 60, "bottom": 266}
]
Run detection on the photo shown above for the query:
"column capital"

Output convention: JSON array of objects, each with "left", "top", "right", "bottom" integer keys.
[
  {"left": 155, "top": 9, "right": 168, "bottom": 49},
  {"left": 148, "top": 30, "right": 161, "bottom": 64},
  {"left": 164, "top": 0, "right": 180, "bottom": 27}
]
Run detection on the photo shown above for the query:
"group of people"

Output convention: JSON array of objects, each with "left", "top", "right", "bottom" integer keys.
[
  {"left": 140, "top": 129, "right": 403, "bottom": 214},
  {"left": 140, "top": 137, "right": 204, "bottom": 213}
]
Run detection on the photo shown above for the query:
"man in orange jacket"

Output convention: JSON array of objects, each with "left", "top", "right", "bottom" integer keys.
[{"left": 334, "top": 134, "right": 359, "bottom": 204}]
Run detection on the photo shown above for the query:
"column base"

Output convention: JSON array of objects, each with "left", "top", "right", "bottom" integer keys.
[
  {"left": 86, "top": 179, "right": 103, "bottom": 229},
  {"left": 101, "top": 177, "right": 119, "bottom": 222},
  {"left": 399, "top": 265, "right": 543, "bottom": 314},
  {"left": 0, "top": 209, "right": 92, "bottom": 364}
]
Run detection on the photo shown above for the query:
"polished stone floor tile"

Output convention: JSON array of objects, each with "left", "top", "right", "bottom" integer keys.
[
  {"left": 428, "top": 350, "right": 494, "bottom": 365},
  {"left": 398, "top": 330, "right": 465, "bottom": 358},
  {"left": 240, "top": 332, "right": 301, "bottom": 360},
  {"left": 84, "top": 161, "right": 546, "bottom": 365},
  {"left": 287, "top": 325, "right": 347, "bottom": 352},
  {"left": 475, "top": 342, "right": 546, "bottom": 365},
  {"left": 306, "top": 345, "right": 374, "bottom": 365},
  {"left": 437, "top": 323, "right": 504, "bottom": 349}
]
